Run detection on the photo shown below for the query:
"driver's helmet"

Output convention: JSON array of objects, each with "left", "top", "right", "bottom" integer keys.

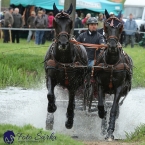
[{"left": 87, "top": 17, "right": 98, "bottom": 25}]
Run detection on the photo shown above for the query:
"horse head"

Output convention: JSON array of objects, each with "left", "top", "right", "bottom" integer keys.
[
  {"left": 104, "top": 9, "right": 123, "bottom": 55},
  {"left": 53, "top": 3, "right": 73, "bottom": 51}
]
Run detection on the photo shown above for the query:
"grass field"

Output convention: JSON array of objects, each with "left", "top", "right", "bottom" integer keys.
[
  {"left": 0, "top": 39, "right": 49, "bottom": 88},
  {"left": 0, "top": 124, "right": 84, "bottom": 145},
  {"left": 0, "top": 123, "right": 145, "bottom": 145},
  {"left": 125, "top": 124, "right": 145, "bottom": 145},
  {"left": 0, "top": 39, "right": 145, "bottom": 88},
  {"left": 123, "top": 45, "right": 145, "bottom": 88}
]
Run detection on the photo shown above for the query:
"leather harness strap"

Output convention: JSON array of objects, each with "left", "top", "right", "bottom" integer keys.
[
  {"left": 108, "top": 35, "right": 119, "bottom": 41},
  {"left": 57, "top": 31, "right": 69, "bottom": 37}
]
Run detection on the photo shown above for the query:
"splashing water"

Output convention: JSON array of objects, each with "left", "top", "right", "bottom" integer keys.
[{"left": 0, "top": 86, "right": 145, "bottom": 140}]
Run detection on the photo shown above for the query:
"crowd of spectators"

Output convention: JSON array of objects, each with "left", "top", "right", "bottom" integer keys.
[
  {"left": 0, "top": 7, "right": 55, "bottom": 45},
  {"left": 0, "top": 7, "right": 138, "bottom": 47}
]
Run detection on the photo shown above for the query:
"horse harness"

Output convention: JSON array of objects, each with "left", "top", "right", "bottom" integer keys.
[
  {"left": 91, "top": 16, "right": 131, "bottom": 89},
  {"left": 94, "top": 44, "right": 131, "bottom": 90},
  {"left": 45, "top": 43, "right": 78, "bottom": 86}
]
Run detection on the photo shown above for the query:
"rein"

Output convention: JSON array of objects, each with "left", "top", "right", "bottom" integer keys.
[{"left": 70, "top": 39, "right": 107, "bottom": 49}]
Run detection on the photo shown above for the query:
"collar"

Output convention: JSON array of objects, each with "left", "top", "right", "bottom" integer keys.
[{"left": 87, "top": 30, "right": 97, "bottom": 36}]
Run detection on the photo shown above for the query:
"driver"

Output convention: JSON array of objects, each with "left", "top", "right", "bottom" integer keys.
[{"left": 76, "top": 17, "right": 106, "bottom": 67}]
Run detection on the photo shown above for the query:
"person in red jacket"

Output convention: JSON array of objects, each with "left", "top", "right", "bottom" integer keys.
[
  {"left": 82, "top": 13, "right": 91, "bottom": 28},
  {"left": 47, "top": 12, "right": 54, "bottom": 41}
]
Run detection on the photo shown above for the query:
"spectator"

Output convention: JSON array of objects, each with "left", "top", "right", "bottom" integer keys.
[
  {"left": 27, "top": 11, "right": 36, "bottom": 43},
  {"left": 80, "top": 13, "right": 84, "bottom": 20},
  {"left": 34, "top": 10, "right": 47, "bottom": 45},
  {"left": 3, "top": 7, "right": 14, "bottom": 43},
  {"left": 97, "top": 13, "right": 104, "bottom": 35},
  {"left": 124, "top": 13, "right": 137, "bottom": 48},
  {"left": 12, "top": 8, "right": 23, "bottom": 43},
  {"left": 74, "top": 12, "right": 83, "bottom": 38},
  {"left": 97, "top": 13, "right": 104, "bottom": 29},
  {"left": 42, "top": 9, "right": 48, "bottom": 44},
  {"left": 47, "top": 12, "right": 54, "bottom": 41},
  {"left": 82, "top": 13, "right": 91, "bottom": 28}
]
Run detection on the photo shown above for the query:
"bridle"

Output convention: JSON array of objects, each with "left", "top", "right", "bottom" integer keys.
[
  {"left": 54, "top": 11, "right": 72, "bottom": 43},
  {"left": 104, "top": 17, "right": 123, "bottom": 43}
]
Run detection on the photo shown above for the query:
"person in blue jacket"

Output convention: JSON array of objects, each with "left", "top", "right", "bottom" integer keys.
[{"left": 124, "top": 13, "right": 137, "bottom": 48}]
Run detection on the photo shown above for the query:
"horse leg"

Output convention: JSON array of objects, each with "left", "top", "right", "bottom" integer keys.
[
  {"left": 101, "top": 113, "right": 107, "bottom": 135},
  {"left": 98, "top": 85, "right": 106, "bottom": 118},
  {"left": 105, "top": 86, "right": 122, "bottom": 141},
  {"left": 47, "top": 76, "right": 57, "bottom": 113},
  {"left": 65, "top": 90, "right": 75, "bottom": 129}
]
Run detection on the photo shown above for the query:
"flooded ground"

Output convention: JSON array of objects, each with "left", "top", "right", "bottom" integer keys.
[{"left": 0, "top": 86, "right": 145, "bottom": 141}]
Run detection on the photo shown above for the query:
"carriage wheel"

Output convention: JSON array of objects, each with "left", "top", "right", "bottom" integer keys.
[
  {"left": 88, "top": 82, "right": 94, "bottom": 112},
  {"left": 83, "top": 79, "right": 90, "bottom": 110}
]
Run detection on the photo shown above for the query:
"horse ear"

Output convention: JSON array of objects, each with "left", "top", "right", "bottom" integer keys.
[
  {"left": 117, "top": 10, "right": 122, "bottom": 19},
  {"left": 53, "top": 3, "right": 59, "bottom": 16},
  {"left": 105, "top": 9, "right": 110, "bottom": 19},
  {"left": 66, "top": 3, "right": 73, "bottom": 15}
]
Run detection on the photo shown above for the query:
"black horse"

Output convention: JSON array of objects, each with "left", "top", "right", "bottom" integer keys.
[
  {"left": 94, "top": 10, "right": 133, "bottom": 140},
  {"left": 44, "top": 3, "right": 88, "bottom": 129}
]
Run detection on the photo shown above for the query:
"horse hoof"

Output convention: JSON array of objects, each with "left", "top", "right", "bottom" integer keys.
[
  {"left": 47, "top": 104, "right": 57, "bottom": 113},
  {"left": 107, "top": 137, "right": 114, "bottom": 142},
  {"left": 98, "top": 106, "right": 106, "bottom": 119},
  {"left": 98, "top": 110, "right": 107, "bottom": 119},
  {"left": 105, "top": 130, "right": 114, "bottom": 141},
  {"left": 105, "top": 135, "right": 114, "bottom": 141},
  {"left": 65, "top": 119, "right": 73, "bottom": 129}
]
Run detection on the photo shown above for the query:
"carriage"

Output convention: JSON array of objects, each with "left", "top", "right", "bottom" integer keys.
[{"left": 44, "top": 3, "right": 133, "bottom": 141}]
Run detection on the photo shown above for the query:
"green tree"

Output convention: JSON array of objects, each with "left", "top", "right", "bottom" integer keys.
[{"left": 2, "top": 0, "right": 10, "bottom": 7}]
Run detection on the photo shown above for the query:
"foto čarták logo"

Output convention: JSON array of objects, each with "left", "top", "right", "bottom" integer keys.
[{"left": 3, "top": 130, "right": 15, "bottom": 144}]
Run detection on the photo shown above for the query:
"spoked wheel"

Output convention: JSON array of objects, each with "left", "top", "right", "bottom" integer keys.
[
  {"left": 88, "top": 80, "right": 94, "bottom": 112},
  {"left": 83, "top": 76, "right": 90, "bottom": 110},
  {"left": 83, "top": 74, "right": 98, "bottom": 112}
]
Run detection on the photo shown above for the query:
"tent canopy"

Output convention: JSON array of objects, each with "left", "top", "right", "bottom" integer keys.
[{"left": 10, "top": 0, "right": 123, "bottom": 14}]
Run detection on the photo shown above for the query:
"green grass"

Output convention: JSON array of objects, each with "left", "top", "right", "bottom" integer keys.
[
  {"left": 0, "top": 39, "right": 145, "bottom": 88},
  {"left": 123, "top": 45, "right": 145, "bottom": 88},
  {"left": 125, "top": 124, "right": 145, "bottom": 144},
  {"left": 0, "top": 39, "right": 50, "bottom": 88},
  {"left": 0, "top": 124, "right": 84, "bottom": 145},
  {"left": 2, "top": 0, "right": 10, "bottom": 7}
]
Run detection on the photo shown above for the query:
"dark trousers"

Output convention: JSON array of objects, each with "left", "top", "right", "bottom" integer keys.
[
  {"left": 3, "top": 29, "right": 9, "bottom": 43},
  {"left": 47, "top": 29, "right": 54, "bottom": 41},
  {"left": 42, "top": 31, "right": 48, "bottom": 44},
  {"left": 12, "top": 30, "right": 20, "bottom": 43},
  {"left": 125, "top": 35, "right": 135, "bottom": 48}
]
